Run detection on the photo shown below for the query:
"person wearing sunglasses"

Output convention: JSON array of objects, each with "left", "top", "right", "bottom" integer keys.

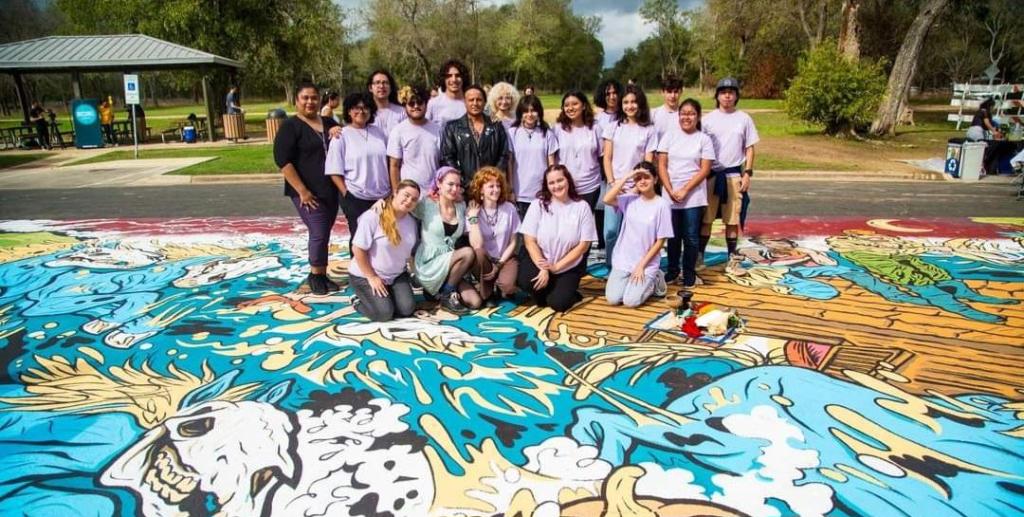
[{"left": 387, "top": 84, "right": 442, "bottom": 196}]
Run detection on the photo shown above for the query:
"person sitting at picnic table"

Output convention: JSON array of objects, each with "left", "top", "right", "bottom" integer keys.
[{"left": 967, "top": 98, "right": 1016, "bottom": 174}]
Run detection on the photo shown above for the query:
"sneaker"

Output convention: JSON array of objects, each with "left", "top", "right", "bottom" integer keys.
[
  {"left": 695, "top": 252, "right": 706, "bottom": 272},
  {"left": 682, "top": 275, "right": 704, "bottom": 289},
  {"left": 665, "top": 269, "right": 680, "bottom": 283},
  {"left": 653, "top": 270, "right": 668, "bottom": 297},
  {"left": 725, "top": 254, "right": 747, "bottom": 276},
  {"left": 439, "top": 291, "right": 469, "bottom": 314},
  {"left": 324, "top": 275, "right": 342, "bottom": 292},
  {"left": 350, "top": 294, "right": 361, "bottom": 310},
  {"left": 308, "top": 273, "right": 328, "bottom": 295}
]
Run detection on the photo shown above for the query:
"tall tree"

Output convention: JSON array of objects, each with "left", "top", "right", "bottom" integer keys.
[
  {"left": 837, "top": 0, "right": 861, "bottom": 59},
  {"left": 869, "top": 0, "right": 949, "bottom": 136},
  {"left": 639, "top": 0, "right": 689, "bottom": 77}
]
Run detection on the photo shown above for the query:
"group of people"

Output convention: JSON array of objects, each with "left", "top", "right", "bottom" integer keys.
[{"left": 273, "top": 59, "right": 758, "bottom": 321}]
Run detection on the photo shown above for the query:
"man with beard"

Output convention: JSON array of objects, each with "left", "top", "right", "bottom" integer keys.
[
  {"left": 440, "top": 84, "right": 509, "bottom": 186},
  {"left": 387, "top": 85, "right": 442, "bottom": 196}
]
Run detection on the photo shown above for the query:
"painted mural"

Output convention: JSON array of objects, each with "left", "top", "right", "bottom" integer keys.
[{"left": 0, "top": 216, "right": 1022, "bottom": 517}]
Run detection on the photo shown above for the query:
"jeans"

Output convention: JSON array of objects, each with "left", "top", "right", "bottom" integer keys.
[
  {"left": 667, "top": 207, "right": 703, "bottom": 285},
  {"left": 603, "top": 205, "right": 622, "bottom": 267},
  {"left": 290, "top": 195, "right": 338, "bottom": 267},
  {"left": 350, "top": 272, "right": 416, "bottom": 322},
  {"left": 605, "top": 269, "right": 655, "bottom": 307}
]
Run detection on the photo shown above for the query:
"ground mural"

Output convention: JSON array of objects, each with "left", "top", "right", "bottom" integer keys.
[{"left": 0, "top": 216, "right": 1022, "bottom": 517}]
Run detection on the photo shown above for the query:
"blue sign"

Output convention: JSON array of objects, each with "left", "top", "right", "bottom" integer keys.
[
  {"left": 74, "top": 103, "right": 98, "bottom": 125},
  {"left": 71, "top": 99, "right": 103, "bottom": 149}
]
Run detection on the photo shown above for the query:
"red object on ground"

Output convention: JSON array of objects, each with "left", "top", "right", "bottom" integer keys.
[{"left": 682, "top": 316, "right": 703, "bottom": 338}]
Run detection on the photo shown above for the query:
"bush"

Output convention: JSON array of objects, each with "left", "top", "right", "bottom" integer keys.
[{"left": 784, "top": 42, "right": 887, "bottom": 135}]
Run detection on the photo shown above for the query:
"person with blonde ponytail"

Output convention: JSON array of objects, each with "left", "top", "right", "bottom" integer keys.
[{"left": 349, "top": 180, "right": 422, "bottom": 322}]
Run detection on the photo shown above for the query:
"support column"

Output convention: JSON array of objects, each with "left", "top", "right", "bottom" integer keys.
[
  {"left": 72, "top": 71, "right": 83, "bottom": 99},
  {"left": 201, "top": 73, "right": 215, "bottom": 142},
  {"left": 13, "top": 73, "right": 30, "bottom": 124}
]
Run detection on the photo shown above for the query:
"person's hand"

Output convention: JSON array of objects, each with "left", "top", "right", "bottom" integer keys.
[
  {"left": 370, "top": 198, "right": 386, "bottom": 214},
  {"left": 739, "top": 174, "right": 751, "bottom": 193},
  {"left": 535, "top": 257, "right": 550, "bottom": 270},
  {"left": 367, "top": 275, "right": 388, "bottom": 297},
  {"left": 629, "top": 265, "right": 645, "bottom": 284},
  {"left": 298, "top": 190, "right": 319, "bottom": 210},
  {"left": 467, "top": 200, "right": 480, "bottom": 218},
  {"left": 337, "top": 183, "right": 349, "bottom": 198},
  {"left": 532, "top": 268, "right": 550, "bottom": 290},
  {"left": 671, "top": 186, "right": 688, "bottom": 203},
  {"left": 483, "top": 261, "right": 500, "bottom": 281},
  {"left": 329, "top": 125, "right": 343, "bottom": 139}
]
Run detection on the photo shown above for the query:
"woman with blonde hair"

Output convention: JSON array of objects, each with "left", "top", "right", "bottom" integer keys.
[
  {"left": 467, "top": 166, "right": 520, "bottom": 303},
  {"left": 486, "top": 81, "right": 520, "bottom": 129},
  {"left": 349, "top": 180, "right": 421, "bottom": 321}
]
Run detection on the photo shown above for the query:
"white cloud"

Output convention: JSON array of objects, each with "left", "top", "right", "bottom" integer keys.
[{"left": 591, "top": 10, "right": 655, "bottom": 67}]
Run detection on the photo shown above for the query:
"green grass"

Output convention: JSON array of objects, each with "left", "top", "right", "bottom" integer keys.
[
  {"left": 757, "top": 153, "right": 858, "bottom": 171},
  {"left": 68, "top": 144, "right": 275, "bottom": 175},
  {"left": 0, "top": 153, "right": 48, "bottom": 169}
]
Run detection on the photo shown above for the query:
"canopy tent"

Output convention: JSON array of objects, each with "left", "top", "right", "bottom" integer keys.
[{"left": 0, "top": 34, "right": 243, "bottom": 142}]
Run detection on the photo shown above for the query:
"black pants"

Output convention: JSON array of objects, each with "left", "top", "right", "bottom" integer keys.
[
  {"left": 579, "top": 189, "right": 603, "bottom": 249},
  {"left": 102, "top": 124, "right": 116, "bottom": 145},
  {"left": 516, "top": 246, "right": 588, "bottom": 312},
  {"left": 35, "top": 122, "right": 50, "bottom": 149},
  {"left": 339, "top": 192, "right": 378, "bottom": 252},
  {"left": 516, "top": 201, "right": 531, "bottom": 221}
]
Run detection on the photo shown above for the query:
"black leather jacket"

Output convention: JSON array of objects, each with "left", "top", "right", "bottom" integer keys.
[{"left": 441, "top": 115, "right": 509, "bottom": 184}]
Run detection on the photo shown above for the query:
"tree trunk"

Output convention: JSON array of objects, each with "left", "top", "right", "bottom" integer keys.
[
  {"left": 869, "top": 0, "right": 948, "bottom": 137},
  {"left": 837, "top": 0, "right": 861, "bottom": 59}
]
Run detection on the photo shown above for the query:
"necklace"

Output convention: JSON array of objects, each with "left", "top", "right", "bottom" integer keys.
[{"left": 483, "top": 206, "right": 499, "bottom": 226}]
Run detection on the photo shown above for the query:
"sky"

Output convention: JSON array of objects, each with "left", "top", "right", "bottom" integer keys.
[{"left": 336, "top": 0, "right": 704, "bottom": 68}]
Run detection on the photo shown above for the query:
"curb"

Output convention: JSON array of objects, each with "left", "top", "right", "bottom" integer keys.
[
  {"left": 757, "top": 169, "right": 946, "bottom": 181},
  {"left": 189, "top": 173, "right": 279, "bottom": 184}
]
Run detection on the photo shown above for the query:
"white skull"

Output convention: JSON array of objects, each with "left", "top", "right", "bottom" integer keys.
[
  {"left": 173, "top": 256, "right": 281, "bottom": 288},
  {"left": 47, "top": 244, "right": 162, "bottom": 269},
  {"left": 102, "top": 400, "right": 297, "bottom": 517}
]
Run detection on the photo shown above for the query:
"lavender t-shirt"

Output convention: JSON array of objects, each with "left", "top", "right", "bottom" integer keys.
[
  {"left": 702, "top": 109, "right": 760, "bottom": 172},
  {"left": 611, "top": 194, "right": 674, "bottom": 278},
  {"left": 657, "top": 128, "right": 716, "bottom": 209},
  {"left": 476, "top": 201, "right": 520, "bottom": 260},
  {"left": 554, "top": 124, "right": 602, "bottom": 195},
  {"left": 372, "top": 103, "right": 408, "bottom": 137},
  {"left": 651, "top": 105, "right": 678, "bottom": 140},
  {"left": 520, "top": 198, "right": 598, "bottom": 273},
  {"left": 426, "top": 94, "right": 467, "bottom": 126},
  {"left": 387, "top": 119, "right": 441, "bottom": 195},
  {"left": 348, "top": 210, "right": 418, "bottom": 284},
  {"left": 325, "top": 125, "right": 391, "bottom": 200},
  {"left": 509, "top": 126, "right": 559, "bottom": 202},
  {"left": 594, "top": 110, "right": 618, "bottom": 138},
  {"left": 603, "top": 122, "right": 658, "bottom": 182}
]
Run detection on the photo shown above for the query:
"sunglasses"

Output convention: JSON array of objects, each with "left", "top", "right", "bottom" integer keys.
[{"left": 406, "top": 98, "right": 425, "bottom": 107}]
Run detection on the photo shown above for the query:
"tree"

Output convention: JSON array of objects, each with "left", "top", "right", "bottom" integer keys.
[
  {"left": 639, "top": 0, "right": 690, "bottom": 78},
  {"left": 869, "top": 0, "right": 949, "bottom": 136},
  {"left": 785, "top": 42, "right": 885, "bottom": 135},
  {"left": 837, "top": 0, "right": 860, "bottom": 59}
]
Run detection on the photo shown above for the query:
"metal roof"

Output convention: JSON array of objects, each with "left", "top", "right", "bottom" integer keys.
[{"left": 0, "top": 34, "right": 243, "bottom": 73}]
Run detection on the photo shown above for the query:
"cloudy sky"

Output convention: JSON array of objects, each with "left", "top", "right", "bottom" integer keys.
[{"left": 337, "top": 0, "right": 704, "bottom": 67}]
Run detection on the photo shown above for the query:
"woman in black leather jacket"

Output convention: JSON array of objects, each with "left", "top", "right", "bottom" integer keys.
[{"left": 441, "top": 84, "right": 509, "bottom": 186}]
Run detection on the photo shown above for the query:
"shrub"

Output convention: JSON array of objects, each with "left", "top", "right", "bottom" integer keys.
[{"left": 784, "top": 42, "right": 887, "bottom": 135}]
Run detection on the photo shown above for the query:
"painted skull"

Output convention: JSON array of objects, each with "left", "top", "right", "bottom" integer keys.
[
  {"left": 101, "top": 400, "right": 297, "bottom": 517},
  {"left": 173, "top": 256, "right": 281, "bottom": 288}
]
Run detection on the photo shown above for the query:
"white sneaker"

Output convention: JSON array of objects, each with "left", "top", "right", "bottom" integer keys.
[
  {"left": 682, "top": 275, "right": 704, "bottom": 288},
  {"left": 653, "top": 270, "right": 667, "bottom": 297},
  {"left": 725, "top": 254, "right": 747, "bottom": 276},
  {"left": 695, "top": 252, "right": 706, "bottom": 271}
]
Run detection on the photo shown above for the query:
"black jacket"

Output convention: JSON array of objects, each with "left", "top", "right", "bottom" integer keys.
[{"left": 441, "top": 115, "right": 509, "bottom": 184}]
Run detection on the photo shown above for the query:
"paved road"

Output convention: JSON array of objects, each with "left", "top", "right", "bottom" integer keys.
[{"left": 0, "top": 179, "right": 1021, "bottom": 219}]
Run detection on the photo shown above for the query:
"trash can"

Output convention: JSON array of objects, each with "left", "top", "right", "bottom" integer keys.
[
  {"left": 266, "top": 109, "right": 287, "bottom": 143},
  {"left": 945, "top": 138, "right": 964, "bottom": 177},
  {"left": 223, "top": 113, "right": 246, "bottom": 141},
  {"left": 959, "top": 141, "right": 986, "bottom": 182}
]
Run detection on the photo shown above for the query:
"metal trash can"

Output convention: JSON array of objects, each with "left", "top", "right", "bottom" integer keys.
[
  {"left": 266, "top": 109, "right": 287, "bottom": 143},
  {"left": 223, "top": 113, "right": 246, "bottom": 141}
]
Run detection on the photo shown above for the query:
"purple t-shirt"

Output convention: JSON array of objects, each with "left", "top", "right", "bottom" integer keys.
[
  {"left": 387, "top": 119, "right": 441, "bottom": 195},
  {"left": 348, "top": 210, "right": 418, "bottom": 284},
  {"left": 325, "top": 125, "right": 391, "bottom": 200},
  {"left": 657, "top": 128, "right": 716, "bottom": 209},
  {"left": 603, "top": 122, "right": 658, "bottom": 183},
  {"left": 476, "top": 201, "right": 520, "bottom": 260},
  {"left": 426, "top": 94, "right": 467, "bottom": 126},
  {"left": 611, "top": 194, "right": 674, "bottom": 278},
  {"left": 372, "top": 103, "right": 408, "bottom": 137},
  {"left": 702, "top": 109, "right": 760, "bottom": 172},
  {"left": 519, "top": 198, "right": 598, "bottom": 273},
  {"left": 509, "top": 126, "right": 559, "bottom": 202},
  {"left": 594, "top": 111, "right": 618, "bottom": 139},
  {"left": 651, "top": 105, "right": 678, "bottom": 141},
  {"left": 554, "top": 124, "right": 602, "bottom": 195}
]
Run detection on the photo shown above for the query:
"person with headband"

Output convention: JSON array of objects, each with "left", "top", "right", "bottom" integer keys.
[
  {"left": 517, "top": 164, "right": 598, "bottom": 312},
  {"left": 603, "top": 161, "right": 673, "bottom": 307},
  {"left": 467, "top": 166, "right": 520, "bottom": 304},
  {"left": 441, "top": 84, "right": 509, "bottom": 186},
  {"left": 412, "top": 166, "right": 484, "bottom": 314},
  {"left": 349, "top": 180, "right": 422, "bottom": 321},
  {"left": 508, "top": 94, "right": 559, "bottom": 220},
  {"left": 387, "top": 84, "right": 442, "bottom": 195}
]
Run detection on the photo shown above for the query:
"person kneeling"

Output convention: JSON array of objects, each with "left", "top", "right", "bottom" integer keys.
[
  {"left": 517, "top": 165, "right": 598, "bottom": 312},
  {"left": 603, "top": 161, "right": 673, "bottom": 307},
  {"left": 467, "top": 166, "right": 520, "bottom": 304},
  {"left": 349, "top": 181, "right": 421, "bottom": 321}
]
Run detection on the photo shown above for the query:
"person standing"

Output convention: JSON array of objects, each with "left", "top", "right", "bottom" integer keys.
[
  {"left": 603, "top": 161, "right": 673, "bottom": 307},
  {"left": 426, "top": 59, "right": 469, "bottom": 126},
  {"left": 517, "top": 164, "right": 598, "bottom": 312},
  {"left": 326, "top": 92, "right": 391, "bottom": 254},
  {"left": 651, "top": 75, "right": 682, "bottom": 141},
  {"left": 441, "top": 84, "right": 509, "bottom": 187},
  {"left": 554, "top": 90, "right": 603, "bottom": 213},
  {"left": 387, "top": 85, "right": 441, "bottom": 196},
  {"left": 699, "top": 78, "right": 759, "bottom": 276},
  {"left": 273, "top": 83, "right": 342, "bottom": 295},
  {"left": 486, "top": 81, "right": 520, "bottom": 130},
  {"left": 508, "top": 95, "right": 559, "bottom": 219},
  {"left": 225, "top": 86, "right": 243, "bottom": 114},
  {"left": 467, "top": 166, "right": 520, "bottom": 303},
  {"left": 29, "top": 101, "right": 51, "bottom": 150},
  {"left": 658, "top": 98, "right": 715, "bottom": 288},
  {"left": 367, "top": 69, "right": 407, "bottom": 137},
  {"left": 99, "top": 97, "right": 116, "bottom": 146},
  {"left": 320, "top": 91, "right": 340, "bottom": 123},
  {"left": 601, "top": 84, "right": 657, "bottom": 269},
  {"left": 593, "top": 79, "right": 623, "bottom": 137},
  {"left": 349, "top": 180, "right": 422, "bottom": 322}
]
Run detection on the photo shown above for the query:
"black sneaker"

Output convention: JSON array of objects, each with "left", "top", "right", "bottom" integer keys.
[
  {"left": 308, "top": 273, "right": 328, "bottom": 295},
  {"left": 439, "top": 291, "right": 469, "bottom": 314},
  {"left": 324, "top": 275, "right": 342, "bottom": 292},
  {"left": 665, "top": 270, "right": 680, "bottom": 283}
]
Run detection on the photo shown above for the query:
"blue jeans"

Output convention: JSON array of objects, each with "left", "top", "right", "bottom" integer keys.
[
  {"left": 603, "top": 206, "right": 622, "bottom": 267},
  {"left": 666, "top": 207, "right": 703, "bottom": 285}
]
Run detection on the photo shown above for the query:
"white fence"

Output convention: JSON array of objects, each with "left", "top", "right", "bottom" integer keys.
[{"left": 948, "top": 83, "right": 1024, "bottom": 129}]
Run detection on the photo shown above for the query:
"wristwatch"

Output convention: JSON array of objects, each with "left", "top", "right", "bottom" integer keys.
[{"left": 742, "top": 168, "right": 754, "bottom": 176}]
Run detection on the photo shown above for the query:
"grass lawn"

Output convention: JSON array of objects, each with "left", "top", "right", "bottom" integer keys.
[
  {"left": 68, "top": 145, "right": 275, "bottom": 175},
  {"left": 0, "top": 153, "right": 48, "bottom": 170}
]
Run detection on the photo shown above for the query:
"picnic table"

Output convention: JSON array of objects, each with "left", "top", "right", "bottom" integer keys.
[
  {"left": 0, "top": 125, "right": 35, "bottom": 150},
  {"left": 159, "top": 116, "right": 208, "bottom": 143}
]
